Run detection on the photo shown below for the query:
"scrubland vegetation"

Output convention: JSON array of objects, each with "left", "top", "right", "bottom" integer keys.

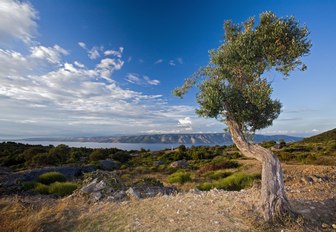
[{"left": 0, "top": 128, "right": 335, "bottom": 197}]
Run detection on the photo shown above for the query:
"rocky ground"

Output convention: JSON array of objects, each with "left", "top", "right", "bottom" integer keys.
[{"left": 0, "top": 163, "right": 335, "bottom": 232}]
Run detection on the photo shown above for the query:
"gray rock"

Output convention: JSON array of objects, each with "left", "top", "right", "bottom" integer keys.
[
  {"left": 126, "top": 187, "right": 140, "bottom": 200},
  {"left": 94, "top": 180, "right": 106, "bottom": 191},
  {"left": 169, "top": 159, "right": 188, "bottom": 168},
  {"left": 301, "top": 176, "right": 313, "bottom": 184},
  {"left": 81, "top": 178, "right": 98, "bottom": 194},
  {"left": 322, "top": 223, "right": 329, "bottom": 228},
  {"left": 112, "top": 190, "right": 127, "bottom": 200},
  {"left": 91, "top": 191, "right": 102, "bottom": 201},
  {"left": 99, "top": 159, "right": 121, "bottom": 170},
  {"left": 153, "top": 160, "right": 164, "bottom": 166}
]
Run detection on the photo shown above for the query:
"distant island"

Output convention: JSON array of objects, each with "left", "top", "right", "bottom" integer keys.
[{"left": 20, "top": 133, "right": 302, "bottom": 145}]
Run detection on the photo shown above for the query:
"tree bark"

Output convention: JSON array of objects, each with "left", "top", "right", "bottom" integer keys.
[{"left": 226, "top": 119, "right": 295, "bottom": 222}]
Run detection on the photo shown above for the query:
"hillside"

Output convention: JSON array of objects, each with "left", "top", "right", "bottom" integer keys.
[
  {"left": 22, "top": 133, "right": 302, "bottom": 145},
  {"left": 301, "top": 128, "right": 336, "bottom": 143}
]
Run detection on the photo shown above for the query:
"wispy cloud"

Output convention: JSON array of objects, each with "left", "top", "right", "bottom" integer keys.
[
  {"left": 154, "top": 59, "right": 163, "bottom": 64},
  {"left": 169, "top": 60, "right": 176, "bottom": 66},
  {"left": 144, "top": 76, "right": 160, "bottom": 85},
  {"left": 177, "top": 57, "right": 183, "bottom": 64},
  {"left": 104, "top": 47, "right": 123, "bottom": 58},
  {"left": 125, "top": 73, "right": 160, "bottom": 86},
  {"left": 30, "top": 45, "right": 69, "bottom": 64}
]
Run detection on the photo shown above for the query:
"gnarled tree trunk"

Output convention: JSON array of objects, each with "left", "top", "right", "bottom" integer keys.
[{"left": 227, "top": 119, "right": 295, "bottom": 222}]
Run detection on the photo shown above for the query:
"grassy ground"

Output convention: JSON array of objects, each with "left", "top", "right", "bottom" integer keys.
[{"left": 1, "top": 163, "right": 335, "bottom": 232}]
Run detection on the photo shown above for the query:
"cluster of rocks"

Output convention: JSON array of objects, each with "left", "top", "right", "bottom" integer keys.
[
  {"left": 300, "top": 175, "right": 329, "bottom": 185},
  {"left": 79, "top": 170, "right": 176, "bottom": 202}
]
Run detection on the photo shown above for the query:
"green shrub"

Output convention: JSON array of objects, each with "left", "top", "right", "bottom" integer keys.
[
  {"left": 89, "top": 149, "right": 108, "bottom": 161},
  {"left": 48, "top": 182, "right": 77, "bottom": 196},
  {"left": 37, "top": 172, "right": 67, "bottom": 185},
  {"left": 167, "top": 171, "right": 191, "bottom": 184},
  {"left": 34, "top": 183, "right": 49, "bottom": 194},
  {"left": 197, "top": 182, "right": 213, "bottom": 191},
  {"left": 201, "top": 170, "right": 232, "bottom": 180},
  {"left": 21, "top": 181, "right": 36, "bottom": 191},
  {"left": 198, "top": 160, "right": 239, "bottom": 174},
  {"left": 214, "top": 172, "right": 254, "bottom": 191}
]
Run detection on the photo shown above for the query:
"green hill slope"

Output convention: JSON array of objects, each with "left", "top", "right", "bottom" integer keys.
[{"left": 301, "top": 128, "right": 336, "bottom": 143}]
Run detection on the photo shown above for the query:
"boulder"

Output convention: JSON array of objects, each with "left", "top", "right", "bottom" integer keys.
[
  {"left": 81, "top": 178, "right": 98, "bottom": 194},
  {"left": 169, "top": 159, "right": 188, "bottom": 168},
  {"left": 126, "top": 187, "right": 140, "bottom": 200}
]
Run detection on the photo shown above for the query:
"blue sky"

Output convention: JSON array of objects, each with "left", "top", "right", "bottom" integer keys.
[{"left": 0, "top": 0, "right": 335, "bottom": 138}]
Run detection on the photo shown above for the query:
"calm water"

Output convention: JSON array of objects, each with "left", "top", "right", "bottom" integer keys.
[{"left": 8, "top": 140, "right": 221, "bottom": 151}]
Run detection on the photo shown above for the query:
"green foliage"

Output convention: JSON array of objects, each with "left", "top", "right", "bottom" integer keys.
[
  {"left": 37, "top": 172, "right": 67, "bottom": 185},
  {"left": 214, "top": 172, "right": 254, "bottom": 191},
  {"left": 21, "top": 181, "right": 36, "bottom": 191},
  {"left": 112, "top": 151, "right": 131, "bottom": 163},
  {"left": 89, "top": 149, "right": 109, "bottom": 161},
  {"left": 134, "top": 177, "right": 164, "bottom": 188},
  {"left": 48, "top": 182, "right": 77, "bottom": 196},
  {"left": 48, "top": 144, "right": 71, "bottom": 164},
  {"left": 301, "top": 128, "right": 336, "bottom": 143},
  {"left": 201, "top": 170, "right": 232, "bottom": 180},
  {"left": 196, "top": 182, "right": 213, "bottom": 191},
  {"left": 198, "top": 160, "right": 239, "bottom": 174},
  {"left": 34, "top": 183, "right": 49, "bottom": 194},
  {"left": 260, "top": 140, "right": 277, "bottom": 149},
  {"left": 174, "top": 12, "right": 311, "bottom": 133},
  {"left": 167, "top": 171, "right": 192, "bottom": 184}
]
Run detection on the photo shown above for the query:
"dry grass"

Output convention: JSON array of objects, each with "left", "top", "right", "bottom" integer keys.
[{"left": 0, "top": 163, "right": 335, "bottom": 232}]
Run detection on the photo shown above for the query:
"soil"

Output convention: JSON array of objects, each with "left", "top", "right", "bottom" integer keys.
[{"left": 0, "top": 163, "right": 335, "bottom": 232}]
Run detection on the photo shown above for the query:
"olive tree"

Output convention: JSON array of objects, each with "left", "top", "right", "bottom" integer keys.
[{"left": 173, "top": 12, "right": 311, "bottom": 222}]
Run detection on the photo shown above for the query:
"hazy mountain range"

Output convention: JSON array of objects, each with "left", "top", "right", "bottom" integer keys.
[{"left": 21, "top": 133, "right": 302, "bottom": 145}]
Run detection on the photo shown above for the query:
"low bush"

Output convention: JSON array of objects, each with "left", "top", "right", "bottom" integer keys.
[
  {"left": 196, "top": 182, "right": 213, "bottom": 191},
  {"left": 48, "top": 182, "right": 77, "bottom": 196},
  {"left": 21, "top": 181, "right": 36, "bottom": 191},
  {"left": 214, "top": 172, "right": 254, "bottom": 191},
  {"left": 33, "top": 183, "right": 49, "bottom": 194},
  {"left": 198, "top": 160, "right": 239, "bottom": 174},
  {"left": 37, "top": 172, "right": 67, "bottom": 185},
  {"left": 167, "top": 171, "right": 191, "bottom": 184},
  {"left": 201, "top": 170, "right": 232, "bottom": 180}
]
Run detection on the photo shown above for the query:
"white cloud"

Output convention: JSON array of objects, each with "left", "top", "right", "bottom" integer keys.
[
  {"left": 88, "top": 47, "right": 100, "bottom": 60},
  {"left": 177, "top": 57, "right": 183, "bottom": 64},
  {"left": 154, "top": 59, "right": 163, "bottom": 64},
  {"left": 74, "top": 61, "right": 85, "bottom": 68},
  {"left": 178, "top": 117, "right": 192, "bottom": 126},
  {"left": 0, "top": 1, "right": 217, "bottom": 137},
  {"left": 312, "top": 129, "right": 319, "bottom": 132},
  {"left": 78, "top": 42, "right": 86, "bottom": 49},
  {"left": 125, "top": 74, "right": 160, "bottom": 86},
  {"left": 0, "top": 0, "right": 37, "bottom": 44},
  {"left": 104, "top": 47, "right": 123, "bottom": 58},
  {"left": 30, "top": 45, "right": 68, "bottom": 64},
  {"left": 125, "top": 73, "right": 142, "bottom": 85},
  {"left": 96, "top": 58, "right": 124, "bottom": 81},
  {"left": 169, "top": 60, "right": 176, "bottom": 66},
  {"left": 144, "top": 76, "right": 160, "bottom": 85}
]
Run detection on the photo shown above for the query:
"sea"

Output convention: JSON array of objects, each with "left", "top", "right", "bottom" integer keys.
[{"left": 5, "top": 140, "right": 222, "bottom": 151}]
